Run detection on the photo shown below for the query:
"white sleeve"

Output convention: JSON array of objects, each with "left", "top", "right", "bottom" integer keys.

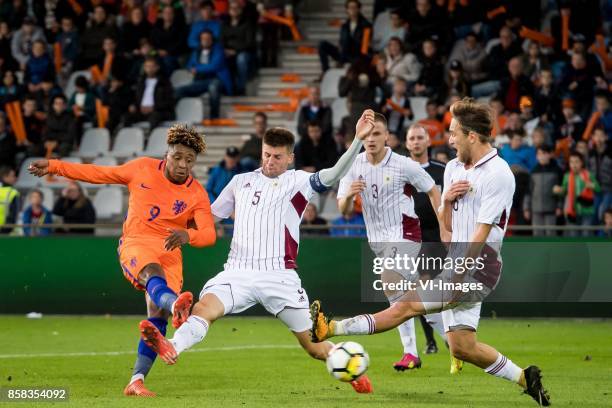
[
  {"left": 336, "top": 170, "right": 354, "bottom": 199},
  {"left": 211, "top": 176, "right": 237, "bottom": 219},
  {"left": 403, "top": 158, "right": 435, "bottom": 193},
  {"left": 477, "top": 168, "right": 516, "bottom": 225},
  {"left": 438, "top": 161, "right": 454, "bottom": 213}
]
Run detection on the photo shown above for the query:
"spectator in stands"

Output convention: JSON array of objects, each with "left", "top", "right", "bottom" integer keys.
[
  {"left": 175, "top": 30, "right": 232, "bottom": 119},
  {"left": 36, "top": 94, "right": 75, "bottom": 158},
  {"left": 101, "top": 75, "right": 132, "bottom": 134},
  {"left": 339, "top": 58, "right": 381, "bottom": 132},
  {"left": 381, "top": 77, "right": 413, "bottom": 136},
  {"left": 294, "top": 120, "right": 339, "bottom": 172},
  {"left": 446, "top": 59, "right": 469, "bottom": 99},
  {"left": 433, "top": 148, "right": 450, "bottom": 164},
  {"left": 301, "top": 203, "right": 329, "bottom": 236},
  {"left": 56, "top": 16, "right": 80, "bottom": 80},
  {"left": 557, "top": 98, "right": 584, "bottom": 143},
  {"left": 258, "top": 0, "right": 294, "bottom": 68},
  {"left": 188, "top": 1, "right": 221, "bottom": 48},
  {"left": 417, "top": 99, "right": 445, "bottom": 147},
  {"left": 404, "top": 0, "right": 449, "bottom": 54},
  {"left": 330, "top": 207, "right": 366, "bottom": 237},
  {"left": 318, "top": 0, "right": 371, "bottom": 72},
  {"left": 221, "top": 0, "right": 256, "bottom": 95},
  {"left": 601, "top": 208, "right": 612, "bottom": 237},
  {"left": 68, "top": 74, "right": 96, "bottom": 142},
  {"left": 554, "top": 152, "right": 600, "bottom": 236},
  {"left": 10, "top": 17, "right": 45, "bottom": 69},
  {"left": 126, "top": 56, "right": 175, "bottom": 129},
  {"left": 387, "top": 132, "right": 408, "bottom": 155},
  {"left": 78, "top": 6, "right": 118, "bottom": 69},
  {"left": 297, "top": 82, "right": 332, "bottom": 140},
  {"left": 121, "top": 7, "right": 151, "bottom": 57},
  {"left": 240, "top": 111, "right": 267, "bottom": 170},
  {"left": 496, "top": 57, "right": 534, "bottom": 113},
  {"left": 382, "top": 36, "right": 420, "bottom": 90},
  {"left": 150, "top": 5, "right": 187, "bottom": 74},
  {"left": 485, "top": 26, "right": 522, "bottom": 80},
  {"left": 414, "top": 38, "right": 444, "bottom": 102},
  {"left": 589, "top": 128, "right": 612, "bottom": 221},
  {"left": 0, "top": 70, "right": 22, "bottom": 106},
  {"left": 0, "top": 114, "right": 16, "bottom": 168},
  {"left": 206, "top": 146, "right": 245, "bottom": 202},
  {"left": 533, "top": 69, "right": 561, "bottom": 126},
  {"left": 24, "top": 40, "right": 55, "bottom": 96},
  {"left": 591, "top": 92, "right": 612, "bottom": 139},
  {"left": 524, "top": 145, "right": 563, "bottom": 236},
  {"left": 523, "top": 41, "right": 549, "bottom": 83},
  {"left": 0, "top": 166, "right": 19, "bottom": 234},
  {"left": 501, "top": 131, "right": 537, "bottom": 172},
  {"left": 21, "top": 95, "right": 45, "bottom": 155},
  {"left": 448, "top": 31, "right": 487, "bottom": 86},
  {"left": 561, "top": 52, "right": 596, "bottom": 120},
  {"left": 0, "top": 22, "right": 18, "bottom": 73},
  {"left": 372, "top": 8, "right": 406, "bottom": 52},
  {"left": 53, "top": 181, "right": 96, "bottom": 234},
  {"left": 22, "top": 188, "right": 53, "bottom": 236}
]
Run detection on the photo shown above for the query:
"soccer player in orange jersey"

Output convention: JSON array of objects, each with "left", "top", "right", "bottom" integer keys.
[{"left": 28, "top": 124, "right": 216, "bottom": 397}]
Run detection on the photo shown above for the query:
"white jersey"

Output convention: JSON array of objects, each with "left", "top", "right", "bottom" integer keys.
[
  {"left": 338, "top": 148, "right": 435, "bottom": 243},
  {"left": 211, "top": 168, "right": 327, "bottom": 271},
  {"left": 442, "top": 149, "right": 515, "bottom": 243}
]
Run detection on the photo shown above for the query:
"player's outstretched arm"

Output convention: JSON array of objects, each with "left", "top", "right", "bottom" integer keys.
[
  {"left": 29, "top": 158, "right": 136, "bottom": 185},
  {"left": 318, "top": 109, "right": 374, "bottom": 187}
]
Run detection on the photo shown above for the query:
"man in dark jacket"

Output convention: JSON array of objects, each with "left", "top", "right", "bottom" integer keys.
[
  {"left": 524, "top": 145, "right": 563, "bottom": 236},
  {"left": 206, "top": 146, "right": 245, "bottom": 202},
  {"left": 496, "top": 57, "right": 534, "bottom": 113},
  {"left": 221, "top": 0, "right": 256, "bottom": 95},
  {"left": 78, "top": 6, "right": 118, "bottom": 69},
  {"left": 240, "top": 112, "right": 267, "bottom": 170},
  {"left": 589, "top": 128, "right": 612, "bottom": 222},
  {"left": 318, "top": 0, "right": 371, "bottom": 72},
  {"left": 38, "top": 95, "right": 75, "bottom": 158},
  {"left": 126, "top": 57, "right": 175, "bottom": 129},
  {"left": 0, "top": 114, "right": 16, "bottom": 168},
  {"left": 297, "top": 83, "right": 333, "bottom": 140},
  {"left": 175, "top": 30, "right": 232, "bottom": 119},
  {"left": 294, "top": 121, "right": 339, "bottom": 171}
]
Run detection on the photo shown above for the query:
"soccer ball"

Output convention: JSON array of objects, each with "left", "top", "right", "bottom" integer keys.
[{"left": 326, "top": 341, "right": 369, "bottom": 382}]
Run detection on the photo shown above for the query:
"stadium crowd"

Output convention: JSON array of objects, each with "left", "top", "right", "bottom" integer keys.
[{"left": 0, "top": 0, "right": 611, "bottom": 238}]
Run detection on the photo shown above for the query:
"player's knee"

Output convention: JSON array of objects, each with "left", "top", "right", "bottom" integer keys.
[
  {"left": 192, "top": 298, "right": 223, "bottom": 323},
  {"left": 448, "top": 337, "right": 474, "bottom": 361}
]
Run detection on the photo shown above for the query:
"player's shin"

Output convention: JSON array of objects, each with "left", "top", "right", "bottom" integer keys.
[
  {"left": 130, "top": 317, "right": 167, "bottom": 384},
  {"left": 397, "top": 318, "right": 418, "bottom": 356},
  {"left": 169, "top": 315, "right": 209, "bottom": 354},
  {"left": 145, "top": 276, "right": 178, "bottom": 313}
]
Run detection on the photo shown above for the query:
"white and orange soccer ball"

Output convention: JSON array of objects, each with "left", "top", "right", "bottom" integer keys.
[{"left": 326, "top": 341, "right": 370, "bottom": 382}]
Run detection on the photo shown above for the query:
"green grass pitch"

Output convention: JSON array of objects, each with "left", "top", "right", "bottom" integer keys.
[{"left": 1, "top": 316, "right": 611, "bottom": 407}]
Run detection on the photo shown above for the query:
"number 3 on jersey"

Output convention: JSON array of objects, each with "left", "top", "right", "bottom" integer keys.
[{"left": 252, "top": 191, "right": 262, "bottom": 205}]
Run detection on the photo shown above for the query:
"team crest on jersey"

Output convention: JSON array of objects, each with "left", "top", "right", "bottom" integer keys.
[
  {"left": 130, "top": 257, "right": 137, "bottom": 268},
  {"left": 383, "top": 174, "right": 392, "bottom": 184},
  {"left": 172, "top": 200, "right": 187, "bottom": 215}
]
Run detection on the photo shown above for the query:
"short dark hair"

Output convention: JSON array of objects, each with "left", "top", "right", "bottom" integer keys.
[
  {"left": 345, "top": 0, "right": 361, "bottom": 8},
  {"left": 263, "top": 128, "right": 295, "bottom": 150},
  {"left": 200, "top": 29, "right": 214, "bottom": 39},
  {"left": 200, "top": 0, "right": 214, "bottom": 9},
  {"left": 167, "top": 123, "right": 206, "bottom": 154},
  {"left": 450, "top": 97, "right": 493, "bottom": 143},
  {"left": 569, "top": 151, "right": 585, "bottom": 165},
  {"left": 30, "top": 188, "right": 44, "bottom": 200},
  {"left": 0, "top": 166, "right": 14, "bottom": 179},
  {"left": 144, "top": 56, "right": 159, "bottom": 65},
  {"left": 307, "top": 120, "right": 321, "bottom": 129},
  {"left": 373, "top": 112, "right": 387, "bottom": 127},
  {"left": 604, "top": 208, "right": 612, "bottom": 218},
  {"left": 537, "top": 144, "right": 553, "bottom": 153},
  {"left": 52, "top": 94, "right": 67, "bottom": 104},
  {"left": 254, "top": 111, "right": 267, "bottom": 122},
  {"left": 75, "top": 75, "right": 89, "bottom": 90}
]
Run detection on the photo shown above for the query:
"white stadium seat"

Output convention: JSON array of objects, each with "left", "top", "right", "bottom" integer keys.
[
  {"left": 15, "top": 157, "right": 44, "bottom": 189},
  {"left": 175, "top": 97, "right": 203, "bottom": 124},
  {"left": 409, "top": 97, "right": 428, "bottom": 121},
  {"left": 93, "top": 186, "right": 123, "bottom": 219},
  {"left": 110, "top": 127, "right": 145, "bottom": 158},
  {"left": 92, "top": 156, "right": 118, "bottom": 166},
  {"left": 76, "top": 128, "right": 111, "bottom": 158},
  {"left": 331, "top": 97, "right": 349, "bottom": 129},
  {"left": 144, "top": 127, "right": 169, "bottom": 157},
  {"left": 320, "top": 68, "right": 345, "bottom": 101},
  {"left": 170, "top": 69, "right": 194, "bottom": 88}
]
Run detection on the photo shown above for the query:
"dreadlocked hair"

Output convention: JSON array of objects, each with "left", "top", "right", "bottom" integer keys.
[{"left": 166, "top": 123, "right": 206, "bottom": 154}]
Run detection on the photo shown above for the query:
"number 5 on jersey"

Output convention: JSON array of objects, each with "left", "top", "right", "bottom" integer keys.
[{"left": 252, "top": 191, "right": 262, "bottom": 205}]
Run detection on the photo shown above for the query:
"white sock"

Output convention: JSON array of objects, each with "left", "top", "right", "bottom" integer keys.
[
  {"left": 425, "top": 313, "right": 447, "bottom": 341},
  {"left": 129, "top": 373, "right": 144, "bottom": 384},
  {"left": 169, "top": 315, "right": 209, "bottom": 354},
  {"left": 484, "top": 353, "right": 522, "bottom": 383},
  {"left": 334, "top": 314, "right": 375, "bottom": 336},
  {"left": 397, "top": 318, "right": 418, "bottom": 356}
]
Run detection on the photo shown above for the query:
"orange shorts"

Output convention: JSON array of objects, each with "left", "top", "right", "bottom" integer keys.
[{"left": 117, "top": 237, "right": 184, "bottom": 293}]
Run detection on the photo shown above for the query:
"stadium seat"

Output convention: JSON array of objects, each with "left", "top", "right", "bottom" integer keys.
[
  {"left": 65, "top": 70, "right": 92, "bottom": 100},
  {"left": 110, "top": 127, "right": 145, "bottom": 158},
  {"left": 37, "top": 186, "right": 55, "bottom": 211},
  {"left": 175, "top": 97, "right": 203, "bottom": 124},
  {"left": 75, "top": 128, "right": 111, "bottom": 158},
  {"left": 320, "top": 68, "right": 345, "bottom": 101},
  {"left": 409, "top": 97, "right": 428, "bottom": 121},
  {"left": 92, "top": 156, "right": 118, "bottom": 166},
  {"left": 15, "top": 157, "right": 45, "bottom": 189},
  {"left": 144, "top": 127, "right": 170, "bottom": 157},
  {"left": 372, "top": 11, "right": 391, "bottom": 51},
  {"left": 92, "top": 186, "right": 123, "bottom": 219},
  {"left": 170, "top": 69, "right": 194, "bottom": 88},
  {"left": 63, "top": 157, "right": 83, "bottom": 164},
  {"left": 331, "top": 97, "right": 349, "bottom": 129}
]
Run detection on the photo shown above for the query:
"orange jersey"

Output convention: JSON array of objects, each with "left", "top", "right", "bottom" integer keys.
[{"left": 48, "top": 157, "right": 216, "bottom": 247}]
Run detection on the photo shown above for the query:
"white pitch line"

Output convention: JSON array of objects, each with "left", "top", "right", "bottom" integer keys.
[{"left": 0, "top": 344, "right": 299, "bottom": 359}]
